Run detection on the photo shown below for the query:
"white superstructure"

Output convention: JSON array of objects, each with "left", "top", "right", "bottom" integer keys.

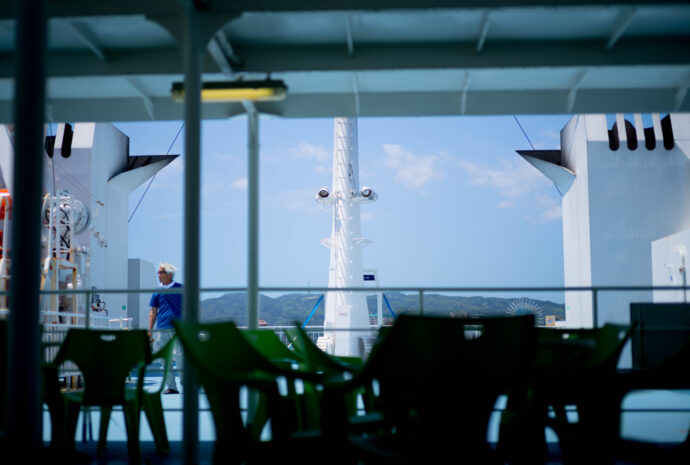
[
  {"left": 519, "top": 113, "right": 690, "bottom": 333},
  {"left": 0, "top": 122, "right": 175, "bottom": 327},
  {"left": 316, "top": 118, "right": 377, "bottom": 357}
]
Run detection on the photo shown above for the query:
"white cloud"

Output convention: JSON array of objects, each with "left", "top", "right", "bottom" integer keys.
[
  {"left": 314, "top": 165, "right": 330, "bottom": 175},
  {"left": 527, "top": 194, "right": 562, "bottom": 223},
  {"left": 381, "top": 144, "right": 444, "bottom": 190},
  {"left": 266, "top": 187, "right": 323, "bottom": 213},
  {"left": 213, "top": 153, "right": 239, "bottom": 161},
  {"left": 540, "top": 129, "right": 561, "bottom": 141},
  {"left": 289, "top": 142, "right": 330, "bottom": 162},
  {"left": 530, "top": 205, "right": 563, "bottom": 223},
  {"left": 458, "top": 158, "right": 545, "bottom": 200},
  {"left": 458, "top": 158, "right": 561, "bottom": 222},
  {"left": 152, "top": 213, "right": 181, "bottom": 220},
  {"left": 232, "top": 178, "right": 248, "bottom": 190},
  {"left": 202, "top": 181, "right": 227, "bottom": 194},
  {"left": 147, "top": 157, "right": 183, "bottom": 190}
]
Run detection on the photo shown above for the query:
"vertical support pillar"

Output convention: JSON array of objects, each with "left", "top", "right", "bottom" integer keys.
[
  {"left": 244, "top": 102, "right": 259, "bottom": 331},
  {"left": 181, "top": 3, "right": 201, "bottom": 464},
  {"left": 7, "top": 0, "right": 47, "bottom": 451}
]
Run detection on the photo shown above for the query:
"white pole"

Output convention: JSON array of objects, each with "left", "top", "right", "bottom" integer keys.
[{"left": 245, "top": 102, "right": 259, "bottom": 331}]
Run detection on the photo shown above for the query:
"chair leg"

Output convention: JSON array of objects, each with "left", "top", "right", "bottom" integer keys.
[
  {"left": 97, "top": 406, "right": 112, "bottom": 456},
  {"left": 45, "top": 400, "right": 66, "bottom": 450},
  {"left": 247, "top": 391, "right": 269, "bottom": 440},
  {"left": 123, "top": 402, "right": 142, "bottom": 465},
  {"left": 143, "top": 393, "right": 170, "bottom": 454},
  {"left": 64, "top": 402, "right": 81, "bottom": 452}
]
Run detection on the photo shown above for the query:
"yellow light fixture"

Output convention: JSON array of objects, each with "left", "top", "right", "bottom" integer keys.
[{"left": 171, "top": 80, "right": 287, "bottom": 103}]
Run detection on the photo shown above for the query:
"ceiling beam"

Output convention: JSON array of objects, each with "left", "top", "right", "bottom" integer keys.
[
  {"left": 606, "top": 7, "right": 636, "bottom": 49},
  {"left": 0, "top": 38, "right": 687, "bottom": 79},
  {"left": 126, "top": 77, "right": 155, "bottom": 119},
  {"left": 231, "top": 40, "right": 690, "bottom": 73},
  {"left": 352, "top": 72, "right": 360, "bottom": 115},
  {"left": 345, "top": 15, "right": 355, "bottom": 56},
  {"left": 674, "top": 72, "right": 690, "bottom": 111},
  {"left": 1, "top": 87, "right": 687, "bottom": 123},
  {"left": 2, "top": 1, "right": 684, "bottom": 20},
  {"left": 476, "top": 11, "right": 491, "bottom": 53},
  {"left": 207, "top": 34, "right": 234, "bottom": 75},
  {"left": 65, "top": 20, "right": 107, "bottom": 61},
  {"left": 459, "top": 72, "right": 471, "bottom": 114},
  {"left": 567, "top": 69, "right": 589, "bottom": 113}
]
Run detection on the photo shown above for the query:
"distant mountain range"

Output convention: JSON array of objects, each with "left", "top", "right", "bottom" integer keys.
[{"left": 200, "top": 292, "right": 565, "bottom": 326}]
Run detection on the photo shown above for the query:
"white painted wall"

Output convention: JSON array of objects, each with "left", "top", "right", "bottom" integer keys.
[
  {"left": 651, "top": 229, "right": 690, "bottom": 304},
  {"left": 128, "top": 258, "right": 157, "bottom": 329},
  {"left": 561, "top": 115, "right": 594, "bottom": 327}
]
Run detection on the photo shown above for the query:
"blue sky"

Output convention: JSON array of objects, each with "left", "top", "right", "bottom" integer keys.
[{"left": 116, "top": 114, "right": 571, "bottom": 301}]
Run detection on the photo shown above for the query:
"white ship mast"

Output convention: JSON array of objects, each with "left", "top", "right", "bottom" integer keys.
[{"left": 316, "top": 117, "right": 377, "bottom": 357}]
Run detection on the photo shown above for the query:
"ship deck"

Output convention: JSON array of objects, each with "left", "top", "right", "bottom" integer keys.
[{"left": 37, "top": 383, "right": 689, "bottom": 465}]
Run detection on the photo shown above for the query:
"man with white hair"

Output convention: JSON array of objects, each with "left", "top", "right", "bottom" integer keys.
[{"left": 149, "top": 262, "right": 183, "bottom": 394}]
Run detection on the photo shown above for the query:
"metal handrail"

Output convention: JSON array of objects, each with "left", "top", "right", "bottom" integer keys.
[{"left": 2, "top": 283, "right": 687, "bottom": 330}]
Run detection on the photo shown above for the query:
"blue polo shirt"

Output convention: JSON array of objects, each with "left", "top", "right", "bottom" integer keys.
[{"left": 150, "top": 282, "right": 182, "bottom": 329}]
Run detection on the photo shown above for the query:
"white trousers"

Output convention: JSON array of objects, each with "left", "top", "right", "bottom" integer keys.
[{"left": 155, "top": 328, "right": 182, "bottom": 392}]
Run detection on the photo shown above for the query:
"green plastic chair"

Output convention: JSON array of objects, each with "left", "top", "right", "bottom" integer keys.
[
  {"left": 46, "top": 329, "right": 151, "bottom": 463},
  {"left": 529, "top": 323, "right": 635, "bottom": 464},
  {"left": 173, "top": 320, "right": 324, "bottom": 464},
  {"left": 241, "top": 329, "right": 325, "bottom": 432},
  {"left": 320, "top": 314, "right": 537, "bottom": 464},
  {"left": 284, "top": 324, "right": 373, "bottom": 421},
  {"left": 97, "top": 335, "right": 176, "bottom": 455},
  {"left": 284, "top": 323, "right": 364, "bottom": 373}
]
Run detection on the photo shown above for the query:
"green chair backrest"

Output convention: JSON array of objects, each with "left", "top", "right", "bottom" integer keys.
[
  {"left": 173, "top": 321, "right": 281, "bottom": 376},
  {"left": 241, "top": 329, "right": 302, "bottom": 365},
  {"left": 356, "top": 314, "right": 536, "bottom": 443},
  {"left": 53, "top": 329, "right": 151, "bottom": 406},
  {"left": 285, "top": 323, "right": 361, "bottom": 373},
  {"left": 535, "top": 323, "right": 634, "bottom": 372}
]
